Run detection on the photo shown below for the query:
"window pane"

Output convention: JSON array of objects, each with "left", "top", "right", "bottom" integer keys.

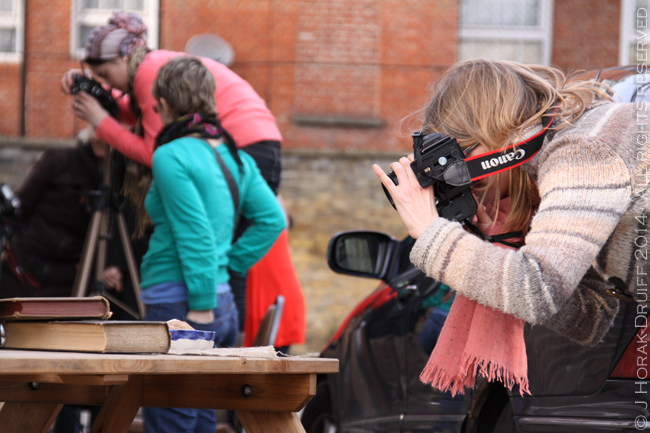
[
  {"left": 637, "top": 0, "right": 650, "bottom": 20},
  {"left": 0, "top": 28, "right": 16, "bottom": 52},
  {"left": 79, "top": 25, "right": 96, "bottom": 49},
  {"left": 459, "top": 39, "right": 543, "bottom": 63},
  {"left": 125, "top": 0, "right": 144, "bottom": 11},
  {"left": 0, "top": 0, "right": 12, "bottom": 12},
  {"left": 460, "top": 0, "right": 539, "bottom": 27},
  {"left": 85, "top": 0, "right": 124, "bottom": 9}
]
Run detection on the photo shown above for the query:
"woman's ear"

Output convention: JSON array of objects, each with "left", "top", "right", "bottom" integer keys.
[{"left": 160, "top": 98, "right": 172, "bottom": 114}]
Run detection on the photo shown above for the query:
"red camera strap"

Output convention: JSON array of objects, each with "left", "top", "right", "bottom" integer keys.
[{"left": 464, "top": 112, "right": 556, "bottom": 182}]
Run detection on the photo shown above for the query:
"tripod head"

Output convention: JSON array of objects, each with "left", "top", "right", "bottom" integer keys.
[{"left": 85, "top": 149, "right": 126, "bottom": 214}]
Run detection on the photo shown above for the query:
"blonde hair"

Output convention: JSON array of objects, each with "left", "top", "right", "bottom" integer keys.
[
  {"left": 422, "top": 59, "right": 611, "bottom": 233},
  {"left": 152, "top": 56, "right": 216, "bottom": 117}
]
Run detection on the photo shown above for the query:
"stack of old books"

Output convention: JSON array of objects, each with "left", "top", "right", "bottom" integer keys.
[{"left": 0, "top": 296, "right": 170, "bottom": 353}]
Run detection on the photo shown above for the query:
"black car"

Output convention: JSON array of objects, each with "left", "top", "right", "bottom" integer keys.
[{"left": 301, "top": 67, "right": 650, "bottom": 433}]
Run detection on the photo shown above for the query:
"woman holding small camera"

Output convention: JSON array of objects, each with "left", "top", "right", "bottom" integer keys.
[{"left": 374, "top": 59, "right": 646, "bottom": 393}]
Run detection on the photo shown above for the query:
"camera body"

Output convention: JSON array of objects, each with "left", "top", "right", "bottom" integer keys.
[
  {"left": 383, "top": 131, "right": 477, "bottom": 222},
  {"left": 71, "top": 75, "right": 120, "bottom": 119}
]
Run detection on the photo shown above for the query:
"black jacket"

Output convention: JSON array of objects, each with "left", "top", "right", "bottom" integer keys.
[{"left": 10, "top": 142, "right": 102, "bottom": 290}]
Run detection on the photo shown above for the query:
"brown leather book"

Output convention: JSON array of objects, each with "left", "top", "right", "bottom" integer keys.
[
  {"left": 0, "top": 296, "right": 112, "bottom": 321},
  {"left": 0, "top": 321, "right": 171, "bottom": 353}
]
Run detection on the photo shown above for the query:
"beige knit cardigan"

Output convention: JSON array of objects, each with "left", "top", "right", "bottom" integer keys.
[{"left": 410, "top": 101, "right": 649, "bottom": 345}]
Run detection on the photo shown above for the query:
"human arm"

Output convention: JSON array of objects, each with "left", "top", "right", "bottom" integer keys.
[
  {"left": 72, "top": 92, "right": 152, "bottom": 166},
  {"left": 71, "top": 59, "right": 161, "bottom": 167},
  {"left": 407, "top": 139, "right": 631, "bottom": 335},
  {"left": 228, "top": 162, "right": 286, "bottom": 274},
  {"left": 151, "top": 146, "right": 218, "bottom": 311}
]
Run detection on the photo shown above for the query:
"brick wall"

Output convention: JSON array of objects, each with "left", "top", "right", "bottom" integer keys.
[
  {"left": 158, "top": 0, "right": 459, "bottom": 152},
  {"left": 552, "top": 0, "right": 621, "bottom": 71},
  {"left": 0, "top": 64, "right": 20, "bottom": 136},
  {"left": 0, "top": 0, "right": 626, "bottom": 141}
]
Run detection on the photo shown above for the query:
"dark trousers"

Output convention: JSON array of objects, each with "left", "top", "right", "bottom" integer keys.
[
  {"left": 231, "top": 140, "right": 282, "bottom": 332},
  {"left": 142, "top": 294, "right": 238, "bottom": 433}
]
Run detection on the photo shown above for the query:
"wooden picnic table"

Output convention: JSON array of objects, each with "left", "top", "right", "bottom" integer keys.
[{"left": 0, "top": 349, "right": 339, "bottom": 433}]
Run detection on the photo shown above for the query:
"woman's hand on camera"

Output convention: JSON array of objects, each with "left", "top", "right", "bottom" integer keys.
[
  {"left": 373, "top": 156, "right": 439, "bottom": 239},
  {"left": 61, "top": 68, "right": 88, "bottom": 94},
  {"left": 72, "top": 92, "right": 108, "bottom": 127},
  {"left": 473, "top": 201, "right": 494, "bottom": 233},
  {"left": 103, "top": 266, "right": 123, "bottom": 293}
]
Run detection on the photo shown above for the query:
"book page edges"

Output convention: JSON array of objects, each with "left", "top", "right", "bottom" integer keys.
[
  {"left": 2, "top": 321, "right": 170, "bottom": 353},
  {"left": 103, "top": 322, "right": 171, "bottom": 353}
]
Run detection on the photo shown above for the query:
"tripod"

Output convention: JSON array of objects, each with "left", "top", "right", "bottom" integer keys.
[{"left": 71, "top": 148, "right": 145, "bottom": 319}]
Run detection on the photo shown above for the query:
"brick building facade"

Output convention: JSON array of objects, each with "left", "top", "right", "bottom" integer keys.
[{"left": 0, "top": 0, "right": 628, "bottom": 147}]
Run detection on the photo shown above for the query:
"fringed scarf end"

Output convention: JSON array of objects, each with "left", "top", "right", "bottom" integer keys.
[
  {"left": 420, "top": 353, "right": 531, "bottom": 398},
  {"left": 462, "top": 354, "right": 531, "bottom": 396}
]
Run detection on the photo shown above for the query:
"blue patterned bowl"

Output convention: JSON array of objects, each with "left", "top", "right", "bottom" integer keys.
[{"left": 169, "top": 329, "right": 216, "bottom": 351}]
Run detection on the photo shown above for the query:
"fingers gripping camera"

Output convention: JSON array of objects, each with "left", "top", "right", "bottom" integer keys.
[
  {"left": 71, "top": 75, "right": 120, "bottom": 119},
  {"left": 383, "top": 132, "right": 478, "bottom": 222}
]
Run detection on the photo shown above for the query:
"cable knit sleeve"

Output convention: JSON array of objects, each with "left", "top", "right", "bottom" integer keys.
[{"left": 410, "top": 134, "right": 631, "bottom": 335}]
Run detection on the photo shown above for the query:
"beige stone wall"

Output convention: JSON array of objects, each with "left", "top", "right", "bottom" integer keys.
[
  {"left": 0, "top": 142, "right": 409, "bottom": 354},
  {"left": 280, "top": 150, "right": 409, "bottom": 354}
]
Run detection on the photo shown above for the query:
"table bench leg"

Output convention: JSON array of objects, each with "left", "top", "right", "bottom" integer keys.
[
  {"left": 0, "top": 401, "right": 63, "bottom": 433},
  {"left": 90, "top": 376, "right": 143, "bottom": 433},
  {"left": 236, "top": 410, "right": 306, "bottom": 433}
]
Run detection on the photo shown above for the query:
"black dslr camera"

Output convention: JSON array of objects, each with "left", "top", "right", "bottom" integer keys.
[
  {"left": 71, "top": 74, "right": 120, "bottom": 119},
  {"left": 383, "top": 131, "right": 477, "bottom": 222}
]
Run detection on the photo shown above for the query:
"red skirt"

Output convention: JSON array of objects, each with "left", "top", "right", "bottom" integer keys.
[{"left": 244, "top": 230, "right": 306, "bottom": 347}]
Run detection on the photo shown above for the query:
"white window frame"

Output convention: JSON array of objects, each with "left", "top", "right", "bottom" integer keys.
[
  {"left": 70, "top": 0, "right": 159, "bottom": 59},
  {"left": 620, "top": 0, "right": 650, "bottom": 65},
  {"left": 458, "top": 0, "right": 555, "bottom": 66},
  {"left": 0, "top": 0, "right": 24, "bottom": 63}
]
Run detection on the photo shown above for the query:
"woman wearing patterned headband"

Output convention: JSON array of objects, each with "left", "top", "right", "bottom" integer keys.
[
  {"left": 62, "top": 11, "right": 306, "bottom": 352},
  {"left": 62, "top": 11, "right": 282, "bottom": 174}
]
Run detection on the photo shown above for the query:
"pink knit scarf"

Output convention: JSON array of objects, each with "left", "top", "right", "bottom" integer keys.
[{"left": 419, "top": 198, "right": 530, "bottom": 397}]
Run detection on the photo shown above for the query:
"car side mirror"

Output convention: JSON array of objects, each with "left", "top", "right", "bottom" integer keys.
[{"left": 327, "top": 230, "right": 398, "bottom": 280}]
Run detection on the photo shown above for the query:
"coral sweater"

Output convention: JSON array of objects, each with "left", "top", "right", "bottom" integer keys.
[
  {"left": 410, "top": 102, "right": 649, "bottom": 346},
  {"left": 96, "top": 50, "right": 282, "bottom": 167}
]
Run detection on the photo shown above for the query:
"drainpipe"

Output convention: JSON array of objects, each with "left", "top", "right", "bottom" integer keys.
[{"left": 18, "top": 0, "right": 27, "bottom": 136}]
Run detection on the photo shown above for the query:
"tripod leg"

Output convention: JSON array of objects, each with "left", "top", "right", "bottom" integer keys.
[
  {"left": 116, "top": 212, "right": 146, "bottom": 319},
  {"left": 94, "top": 208, "right": 109, "bottom": 290},
  {"left": 101, "top": 291, "right": 141, "bottom": 320},
  {"left": 71, "top": 210, "right": 103, "bottom": 297}
]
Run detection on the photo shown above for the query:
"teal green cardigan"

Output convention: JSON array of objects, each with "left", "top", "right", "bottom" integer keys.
[{"left": 140, "top": 137, "right": 286, "bottom": 311}]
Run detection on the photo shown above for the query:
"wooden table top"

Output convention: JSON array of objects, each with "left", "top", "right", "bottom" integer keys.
[{"left": 0, "top": 349, "right": 339, "bottom": 376}]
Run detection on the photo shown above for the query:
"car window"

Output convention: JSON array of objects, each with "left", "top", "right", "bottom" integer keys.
[
  {"left": 635, "top": 83, "right": 650, "bottom": 103},
  {"left": 392, "top": 236, "right": 416, "bottom": 276},
  {"left": 608, "top": 73, "right": 650, "bottom": 102}
]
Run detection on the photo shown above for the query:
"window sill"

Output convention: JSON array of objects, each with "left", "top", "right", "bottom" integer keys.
[{"left": 292, "top": 115, "right": 384, "bottom": 129}]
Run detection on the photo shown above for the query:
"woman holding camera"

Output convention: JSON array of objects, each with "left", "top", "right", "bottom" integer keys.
[
  {"left": 140, "top": 56, "right": 284, "bottom": 433},
  {"left": 374, "top": 59, "right": 645, "bottom": 348},
  {"left": 61, "top": 12, "right": 281, "bottom": 175}
]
